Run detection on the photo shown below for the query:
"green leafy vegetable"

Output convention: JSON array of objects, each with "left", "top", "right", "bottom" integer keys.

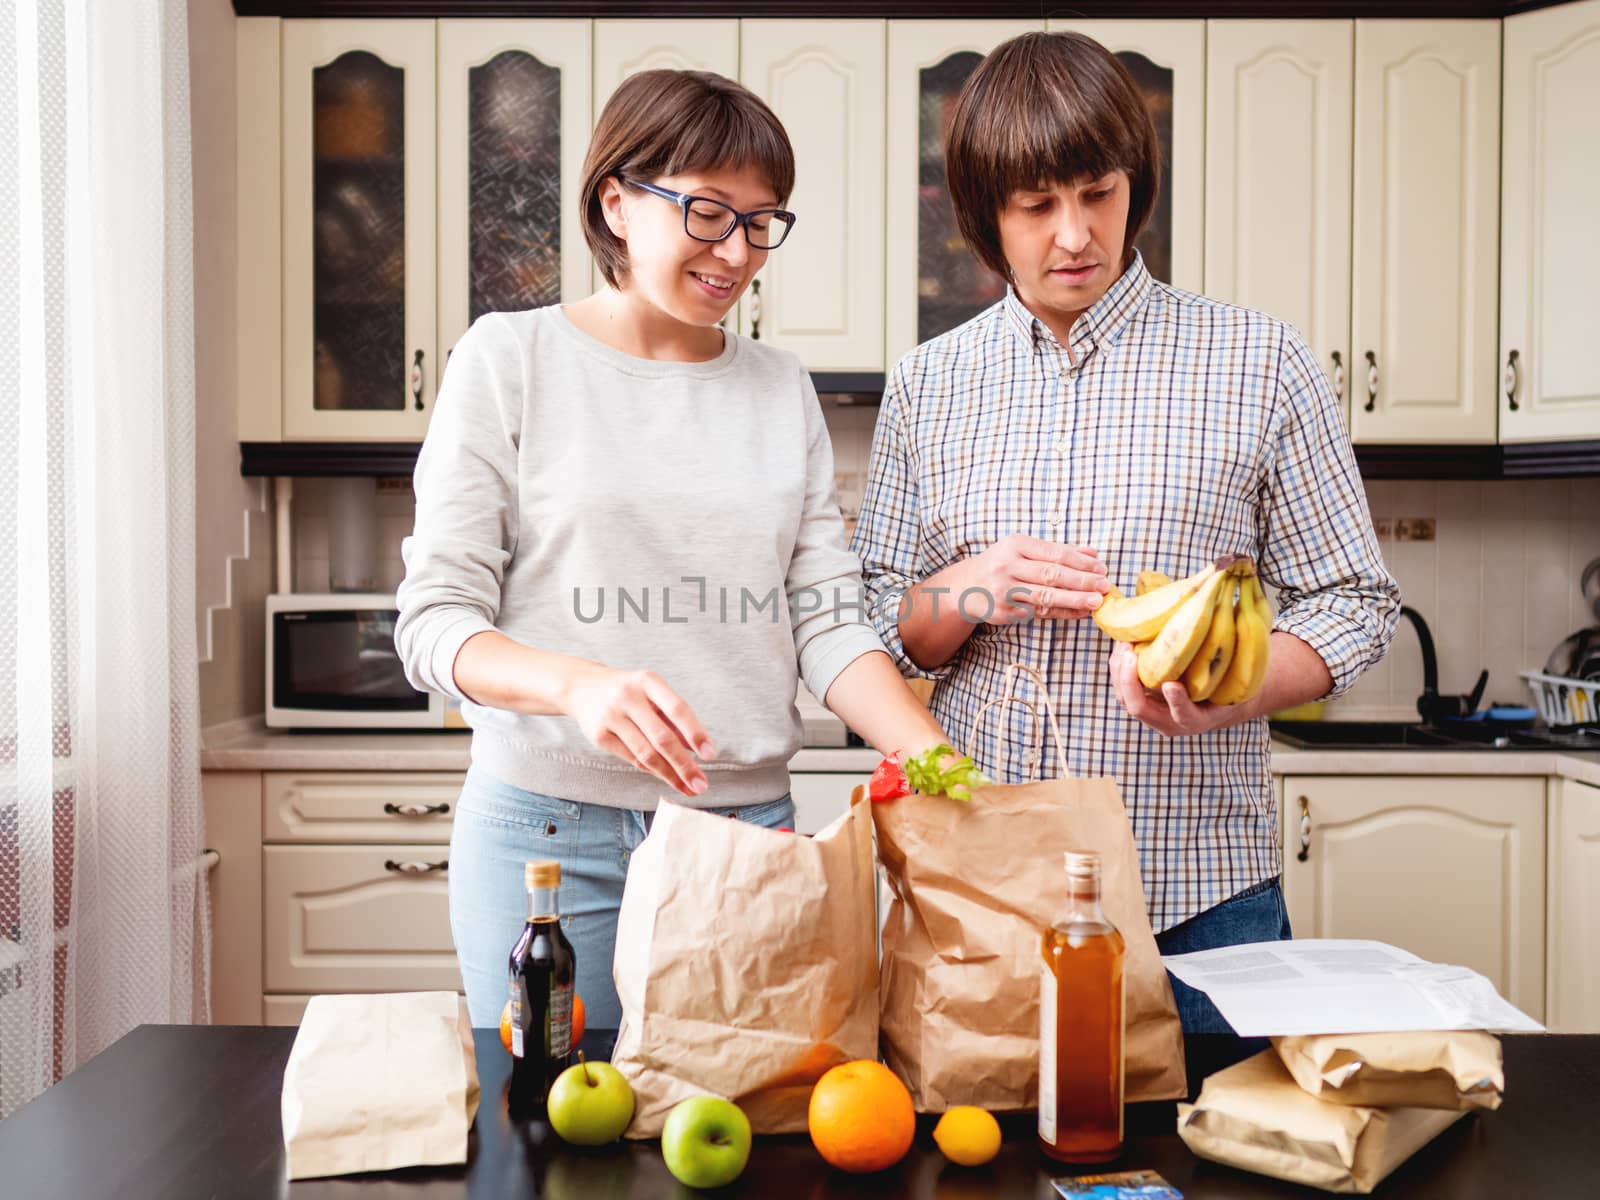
[{"left": 902, "top": 743, "right": 992, "bottom": 802}]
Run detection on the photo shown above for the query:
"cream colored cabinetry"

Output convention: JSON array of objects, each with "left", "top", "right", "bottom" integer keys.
[
  {"left": 1547, "top": 777, "right": 1600, "bottom": 1033},
  {"left": 263, "top": 772, "right": 463, "bottom": 1003},
  {"left": 790, "top": 771, "right": 872, "bottom": 835},
  {"left": 1045, "top": 19, "right": 1206, "bottom": 294},
  {"left": 739, "top": 21, "right": 886, "bottom": 372},
  {"left": 592, "top": 19, "right": 739, "bottom": 110},
  {"left": 1281, "top": 774, "right": 1546, "bottom": 1019},
  {"left": 1350, "top": 20, "right": 1501, "bottom": 444},
  {"left": 1205, "top": 20, "right": 1500, "bottom": 442},
  {"left": 1500, "top": 0, "right": 1600, "bottom": 443}
]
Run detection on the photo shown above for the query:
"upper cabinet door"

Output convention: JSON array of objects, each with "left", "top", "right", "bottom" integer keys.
[
  {"left": 885, "top": 20, "right": 1040, "bottom": 367},
  {"left": 1205, "top": 21, "right": 1353, "bottom": 417},
  {"left": 437, "top": 21, "right": 592, "bottom": 364},
  {"left": 1046, "top": 19, "right": 1206, "bottom": 295},
  {"left": 740, "top": 21, "right": 886, "bottom": 373},
  {"left": 1501, "top": 0, "right": 1600, "bottom": 444},
  {"left": 593, "top": 20, "right": 740, "bottom": 113},
  {"left": 282, "top": 21, "right": 436, "bottom": 441},
  {"left": 1350, "top": 20, "right": 1500, "bottom": 445}
]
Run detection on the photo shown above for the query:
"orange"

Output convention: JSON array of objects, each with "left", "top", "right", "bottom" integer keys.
[
  {"left": 808, "top": 1059, "right": 916, "bottom": 1173},
  {"left": 500, "top": 994, "right": 586, "bottom": 1054}
]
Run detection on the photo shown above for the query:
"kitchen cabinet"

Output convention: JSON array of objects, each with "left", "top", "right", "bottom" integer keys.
[
  {"left": 1205, "top": 20, "right": 1500, "bottom": 443},
  {"left": 1350, "top": 20, "right": 1501, "bottom": 444},
  {"left": 1044, "top": 19, "right": 1206, "bottom": 296},
  {"left": 280, "top": 19, "right": 437, "bottom": 440},
  {"left": 592, "top": 19, "right": 739, "bottom": 111},
  {"left": 436, "top": 21, "right": 592, "bottom": 364},
  {"left": 884, "top": 19, "right": 1040, "bottom": 367},
  {"left": 1547, "top": 777, "right": 1600, "bottom": 1033},
  {"left": 241, "top": 17, "right": 596, "bottom": 444},
  {"left": 1205, "top": 21, "right": 1353, "bottom": 410},
  {"left": 1281, "top": 774, "right": 1545, "bottom": 1019},
  {"left": 1499, "top": 0, "right": 1600, "bottom": 444},
  {"left": 790, "top": 770, "right": 872, "bottom": 835},
  {"left": 739, "top": 21, "right": 886, "bottom": 373}
]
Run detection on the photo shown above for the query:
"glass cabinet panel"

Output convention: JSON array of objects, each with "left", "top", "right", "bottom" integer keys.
[
  {"left": 467, "top": 51, "right": 563, "bottom": 319},
  {"left": 914, "top": 49, "right": 1175, "bottom": 346},
  {"left": 312, "top": 52, "right": 406, "bottom": 411}
]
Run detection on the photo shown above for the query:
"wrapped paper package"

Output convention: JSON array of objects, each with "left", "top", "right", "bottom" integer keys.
[
  {"left": 1178, "top": 1049, "right": 1468, "bottom": 1194},
  {"left": 609, "top": 793, "right": 879, "bottom": 1135},
  {"left": 874, "top": 664, "right": 1186, "bottom": 1112},
  {"left": 281, "top": 991, "right": 480, "bottom": 1180},
  {"left": 1273, "top": 1031, "right": 1503, "bottom": 1110}
]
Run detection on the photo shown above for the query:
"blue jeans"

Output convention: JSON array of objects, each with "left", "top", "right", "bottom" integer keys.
[
  {"left": 447, "top": 766, "right": 796, "bottom": 1031},
  {"left": 1155, "top": 876, "right": 1292, "bottom": 1035}
]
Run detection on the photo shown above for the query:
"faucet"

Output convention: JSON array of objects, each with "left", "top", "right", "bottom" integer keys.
[{"left": 1399, "top": 606, "right": 1487, "bottom": 724}]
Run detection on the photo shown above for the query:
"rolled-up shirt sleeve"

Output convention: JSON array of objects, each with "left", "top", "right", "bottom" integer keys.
[
  {"left": 394, "top": 316, "right": 520, "bottom": 701},
  {"left": 850, "top": 366, "right": 955, "bottom": 682},
  {"left": 1259, "top": 331, "right": 1401, "bottom": 697},
  {"left": 785, "top": 370, "right": 886, "bottom": 701}
]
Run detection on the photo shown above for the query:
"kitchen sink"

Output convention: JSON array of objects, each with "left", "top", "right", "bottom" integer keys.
[{"left": 1268, "top": 720, "right": 1472, "bottom": 749}]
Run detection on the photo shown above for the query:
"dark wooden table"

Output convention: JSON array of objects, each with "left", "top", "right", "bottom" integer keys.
[{"left": 2, "top": 1026, "right": 1597, "bottom": 1199}]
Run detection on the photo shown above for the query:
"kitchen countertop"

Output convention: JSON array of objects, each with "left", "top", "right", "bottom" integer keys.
[
  {"left": 5, "top": 1024, "right": 1596, "bottom": 1200},
  {"left": 203, "top": 718, "right": 1600, "bottom": 785}
]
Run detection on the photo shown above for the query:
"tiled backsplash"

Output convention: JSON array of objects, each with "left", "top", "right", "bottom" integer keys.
[{"left": 295, "top": 417, "right": 1600, "bottom": 724}]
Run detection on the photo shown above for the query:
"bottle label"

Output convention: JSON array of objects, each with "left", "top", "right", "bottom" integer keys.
[
  {"left": 549, "top": 982, "right": 573, "bottom": 1058},
  {"left": 1038, "top": 959, "right": 1057, "bottom": 1143},
  {"left": 509, "top": 978, "right": 524, "bottom": 1059}
]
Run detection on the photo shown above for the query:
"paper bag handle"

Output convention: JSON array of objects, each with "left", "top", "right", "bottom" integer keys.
[{"left": 970, "top": 662, "right": 1069, "bottom": 782}]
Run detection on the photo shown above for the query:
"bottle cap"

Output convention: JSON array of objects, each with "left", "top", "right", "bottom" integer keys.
[
  {"left": 526, "top": 860, "right": 560, "bottom": 890},
  {"left": 1063, "top": 850, "right": 1101, "bottom": 878}
]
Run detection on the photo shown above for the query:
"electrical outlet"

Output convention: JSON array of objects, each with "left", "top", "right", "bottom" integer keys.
[
  {"left": 1394, "top": 517, "right": 1436, "bottom": 542},
  {"left": 1373, "top": 518, "right": 1394, "bottom": 541}
]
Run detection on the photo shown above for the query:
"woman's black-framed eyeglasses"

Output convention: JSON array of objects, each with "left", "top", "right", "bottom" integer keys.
[{"left": 623, "top": 179, "right": 796, "bottom": 249}]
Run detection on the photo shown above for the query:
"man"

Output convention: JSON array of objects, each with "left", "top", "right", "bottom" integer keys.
[{"left": 851, "top": 31, "right": 1399, "bottom": 1032}]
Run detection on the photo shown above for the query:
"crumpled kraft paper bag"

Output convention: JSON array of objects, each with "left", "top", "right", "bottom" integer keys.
[
  {"left": 609, "top": 794, "right": 879, "bottom": 1136},
  {"left": 1273, "top": 1031, "right": 1503, "bottom": 1110},
  {"left": 281, "top": 991, "right": 480, "bottom": 1180},
  {"left": 874, "top": 664, "right": 1186, "bottom": 1112},
  {"left": 1177, "top": 1049, "right": 1467, "bottom": 1194}
]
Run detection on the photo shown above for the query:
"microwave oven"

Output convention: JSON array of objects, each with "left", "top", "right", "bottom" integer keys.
[{"left": 266, "top": 593, "right": 461, "bottom": 730}]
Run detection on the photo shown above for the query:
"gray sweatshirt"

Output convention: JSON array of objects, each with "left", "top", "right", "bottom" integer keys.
[{"left": 395, "top": 306, "right": 883, "bottom": 810}]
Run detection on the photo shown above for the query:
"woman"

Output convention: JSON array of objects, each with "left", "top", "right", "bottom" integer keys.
[{"left": 396, "top": 69, "right": 947, "bottom": 1031}]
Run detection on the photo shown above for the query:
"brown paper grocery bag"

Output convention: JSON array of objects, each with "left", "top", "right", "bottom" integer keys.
[
  {"left": 1178, "top": 1049, "right": 1468, "bottom": 1193},
  {"left": 875, "top": 662, "right": 1186, "bottom": 1112},
  {"left": 1273, "top": 1031, "right": 1504, "bottom": 1110},
  {"left": 610, "top": 793, "right": 879, "bottom": 1136},
  {"left": 281, "top": 991, "right": 480, "bottom": 1180}
]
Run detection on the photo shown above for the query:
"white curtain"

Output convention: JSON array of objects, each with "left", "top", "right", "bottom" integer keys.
[{"left": 0, "top": 0, "right": 209, "bottom": 1118}]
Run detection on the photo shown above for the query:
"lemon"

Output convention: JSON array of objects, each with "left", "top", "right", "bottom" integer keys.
[{"left": 932, "top": 1105, "right": 1001, "bottom": 1166}]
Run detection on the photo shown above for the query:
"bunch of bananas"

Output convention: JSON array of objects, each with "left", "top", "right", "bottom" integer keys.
[{"left": 1091, "top": 556, "right": 1272, "bottom": 705}]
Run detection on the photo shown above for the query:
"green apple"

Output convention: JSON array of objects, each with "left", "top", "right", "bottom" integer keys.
[
  {"left": 546, "top": 1054, "right": 636, "bottom": 1146},
  {"left": 660, "top": 1095, "right": 752, "bottom": 1189}
]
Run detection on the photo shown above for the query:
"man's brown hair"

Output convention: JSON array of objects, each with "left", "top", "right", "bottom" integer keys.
[
  {"left": 943, "top": 32, "right": 1161, "bottom": 279},
  {"left": 580, "top": 70, "right": 795, "bottom": 288}
]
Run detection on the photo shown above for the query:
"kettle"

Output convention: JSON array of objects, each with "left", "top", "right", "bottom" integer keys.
[{"left": 1543, "top": 556, "right": 1600, "bottom": 683}]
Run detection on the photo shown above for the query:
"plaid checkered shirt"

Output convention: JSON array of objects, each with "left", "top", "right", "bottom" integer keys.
[{"left": 850, "top": 251, "right": 1399, "bottom": 932}]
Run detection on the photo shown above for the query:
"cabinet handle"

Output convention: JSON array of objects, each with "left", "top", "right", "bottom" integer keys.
[
  {"left": 1297, "top": 795, "right": 1312, "bottom": 862},
  {"left": 410, "top": 349, "right": 425, "bottom": 411},
  {"left": 1503, "top": 349, "right": 1521, "bottom": 412},
  {"left": 749, "top": 278, "right": 762, "bottom": 341},
  {"left": 1363, "top": 351, "right": 1378, "bottom": 412},
  {"left": 384, "top": 858, "right": 448, "bottom": 875},
  {"left": 1329, "top": 351, "right": 1345, "bottom": 402},
  {"left": 384, "top": 802, "right": 450, "bottom": 817}
]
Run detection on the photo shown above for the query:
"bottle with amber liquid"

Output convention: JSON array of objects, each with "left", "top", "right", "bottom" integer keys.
[
  {"left": 1038, "top": 850, "right": 1125, "bottom": 1163},
  {"left": 508, "top": 859, "right": 576, "bottom": 1114}
]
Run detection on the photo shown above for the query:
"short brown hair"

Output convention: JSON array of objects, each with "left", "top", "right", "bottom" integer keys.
[
  {"left": 580, "top": 70, "right": 796, "bottom": 287},
  {"left": 944, "top": 32, "right": 1161, "bottom": 279}
]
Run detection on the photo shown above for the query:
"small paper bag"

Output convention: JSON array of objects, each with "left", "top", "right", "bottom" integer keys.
[
  {"left": 1273, "top": 1031, "right": 1503, "bottom": 1110},
  {"left": 609, "top": 793, "right": 879, "bottom": 1136},
  {"left": 281, "top": 991, "right": 480, "bottom": 1180},
  {"left": 875, "top": 663, "right": 1186, "bottom": 1112},
  {"left": 1177, "top": 1049, "right": 1467, "bottom": 1194}
]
